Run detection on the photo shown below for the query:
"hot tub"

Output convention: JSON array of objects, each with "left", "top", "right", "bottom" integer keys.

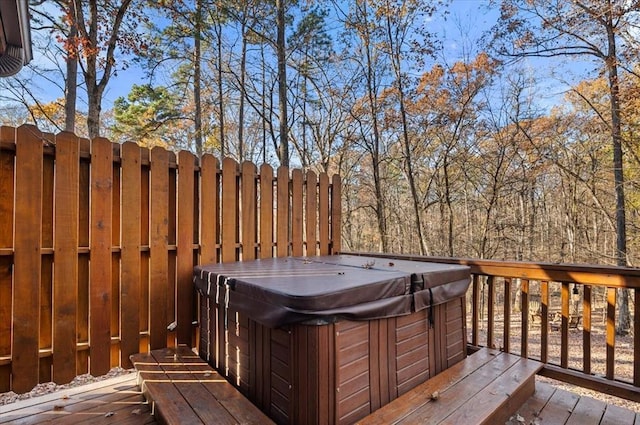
[{"left": 194, "top": 255, "right": 470, "bottom": 425}]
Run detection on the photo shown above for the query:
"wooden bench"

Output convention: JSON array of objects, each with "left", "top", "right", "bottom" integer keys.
[
  {"left": 357, "top": 347, "right": 543, "bottom": 425},
  {"left": 130, "top": 346, "right": 274, "bottom": 425},
  {"left": 550, "top": 314, "right": 582, "bottom": 331}
]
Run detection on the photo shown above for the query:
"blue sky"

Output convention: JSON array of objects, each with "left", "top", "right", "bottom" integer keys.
[{"left": 2, "top": 0, "right": 591, "bottom": 121}]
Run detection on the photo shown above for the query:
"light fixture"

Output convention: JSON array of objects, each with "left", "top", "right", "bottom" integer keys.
[{"left": 0, "top": 0, "right": 32, "bottom": 77}]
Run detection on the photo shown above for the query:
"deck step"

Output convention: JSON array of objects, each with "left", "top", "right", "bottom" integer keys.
[
  {"left": 357, "top": 347, "right": 543, "bottom": 425},
  {"left": 130, "top": 346, "right": 274, "bottom": 425}
]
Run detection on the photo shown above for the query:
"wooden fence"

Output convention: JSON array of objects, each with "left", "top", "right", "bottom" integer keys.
[{"left": 0, "top": 125, "right": 341, "bottom": 393}]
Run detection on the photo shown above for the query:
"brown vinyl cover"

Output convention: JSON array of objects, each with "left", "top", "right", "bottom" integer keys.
[{"left": 194, "top": 255, "right": 470, "bottom": 327}]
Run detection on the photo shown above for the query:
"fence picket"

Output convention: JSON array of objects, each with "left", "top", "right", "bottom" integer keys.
[
  {"left": 305, "top": 171, "right": 317, "bottom": 257},
  {"left": 277, "top": 166, "right": 289, "bottom": 257},
  {"left": 222, "top": 158, "right": 238, "bottom": 263},
  {"left": 291, "top": 169, "right": 303, "bottom": 257},
  {"left": 241, "top": 161, "right": 257, "bottom": 261},
  {"left": 89, "top": 137, "right": 113, "bottom": 376},
  {"left": 200, "top": 154, "right": 218, "bottom": 264},
  {"left": 260, "top": 164, "right": 274, "bottom": 259},
  {"left": 176, "top": 151, "right": 196, "bottom": 345},
  {"left": 13, "top": 125, "right": 43, "bottom": 393},
  {"left": 331, "top": 174, "right": 341, "bottom": 254},
  {"left": 120, "top": 142, "right": 142, "bottom": 366},
  {"left": 0, "top": 127, "right": 15, "bottom": 392},
  {"left": 77, "top": 138, "right": 91, "bottom": 374},
  {"left": 149, "top": 147, "right": 169, "bottom": 350},
  {"left": 319, "top": 173, "right": 329, "bottom": 255},
  {"left": 52, "top": 132, "right": 79, "bottom": 384}
]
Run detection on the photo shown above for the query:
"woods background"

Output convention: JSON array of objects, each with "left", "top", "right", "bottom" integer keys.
[{"left": 2, "top": 0, "right": 640, "bottom": 268}]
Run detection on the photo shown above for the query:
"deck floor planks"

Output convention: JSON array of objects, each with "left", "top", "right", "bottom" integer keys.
[
  {"left": 147, "top": 350, "right": 236, "bottom": 425},
  {"left": 511, "top": 375, "right": 556, "bottom": 422},
  {"left": 535, "top": 386, "right": 580, "bottom": 424},
  {"left": 564, "top": 394, "right": 607, "bottom": 425},
  {"left": 0, "top": 373, "right": 154, "bottom": 425},
  {"left": 599, "top": 403, "right": 638, "bottom": 425},
  {"left": 131, "top": 346, "right": 274, "bottom": 425}
]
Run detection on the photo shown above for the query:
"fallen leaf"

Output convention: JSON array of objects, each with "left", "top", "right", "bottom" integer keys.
[
  {"left": 430, "top": 391, "right": 439, "bottom": 400},
  {"left": 105, "top": 411, "right": 115, "bottom": 417}
]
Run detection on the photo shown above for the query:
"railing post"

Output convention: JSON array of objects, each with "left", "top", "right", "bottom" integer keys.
[
  {"left": 487, "top": 276, "right": 495, "bottom": 349},
  {"left": 503, "top": 278, "right": 511, "bottom": 353},
  {"left": 606, "top": 287, "right": 616, "bottom": 380},
  {"left": 541, "top": 281, "right": 549, "bottom": 363},
  {"left": 520, "top": 279, "right": 529, "bottom": 358},
  {"left": 561, "top": 282, "right": 570, "bottom": 368},
  {"left": 583, "top": 285, "right": 592, "bottom": 375},
  {"left": 471, "top": 275, "right": 479, "bottom": 347}
]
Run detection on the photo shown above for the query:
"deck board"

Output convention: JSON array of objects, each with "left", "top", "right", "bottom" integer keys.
[
  {"left": 0, "top": 373, "right": 154, "bottom": 424},
  {"left": 131, "top": 346, "right": 274, "bottom": 425},
  {"left": 564, "top": 395, "right": 607, "bottom": 425},
  {"left": 599, "top": 403, "right": 638, "bottom": 425}
]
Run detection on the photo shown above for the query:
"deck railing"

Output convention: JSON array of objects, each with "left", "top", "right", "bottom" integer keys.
[
  {"left": 0, "top": 125, "right": 341, "bottom": 394},
  {"left": 346, "top": 252, "right": 640, "bottom": 403}
]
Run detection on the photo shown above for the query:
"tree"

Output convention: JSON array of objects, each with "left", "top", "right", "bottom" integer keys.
[
  {"left": 377, "top": 0, "right": 444, "bottom": 256},
  {"left": 341, "top": 0, "right": 391, "bottom": 252},
  {"left": 493, "top": 0, "right": 640, "bottom": 333},
  {"left": 112, "top": 84, "right": 182, "bottom": 147},
  {"left": 69, "top": 0, "right": 144, "bottom": 138},
  {"left": 276, "top": 0, "right": 289, "bottom": 166},
  {"left": 288, "top": 5, "right": 337, "bottom": 170}
]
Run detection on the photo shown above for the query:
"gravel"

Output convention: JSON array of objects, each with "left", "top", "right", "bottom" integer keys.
[{"left": 0, "top": 367, "right": 134, "bottom": 406}]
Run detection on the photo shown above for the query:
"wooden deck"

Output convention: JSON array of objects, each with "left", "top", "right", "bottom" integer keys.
[
  {"left": 513, "top": 380, "right": 640, "bottom": 425},
  {"left": 1, "top": 360, "right": 639, "bottom": 424},
  {"left": 0, "top": 373, "right": 155, "bottom": 424},
  {"left": 130, "top": 346, "right": 273, "bottom": 425}
]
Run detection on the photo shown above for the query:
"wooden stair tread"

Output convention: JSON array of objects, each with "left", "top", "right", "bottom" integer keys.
[
  {"left": 131, "top": 346, "right": 274, "bottom": 425},
  {"left": 358, "top": 348, "right": 543, "bottom": 425}
]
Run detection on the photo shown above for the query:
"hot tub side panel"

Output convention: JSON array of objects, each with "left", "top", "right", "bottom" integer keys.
[
  {"left": 442, "top": 296, "right": 467, "bottom": 370},
  {"left": 394, "top": 309, "right": 433, "bottom": 397},
  {"left": 199, "top": 300, "right": 467, "bottom": 425}
]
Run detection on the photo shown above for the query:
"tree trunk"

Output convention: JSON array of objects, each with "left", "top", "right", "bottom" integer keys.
[
  {"left": 215, "top": 18, "right": 225, "bottom": 158},
  {"left": 360, "top": 0, "right": 388, "bottom": 252},
  {"left": 383, "top": 6, "right": 427, "bottom": 255},
  {"left": 276, "top": 0, "right": 289, "bottom": 166},
  {"left": 604, "top": 9, "right": 630, "bottom": 334},
  {"left": 239, "top": 19, "right": 247, "bottom": 161},
  {"left": 193, "top": 0, "right": 203, "bottom": 158},
  {"left": 75, "top": 0, "right": 133, "bottom": 139},
  {"left": 64, "top": 0, "right": 77, "bottom": 133},
  {"left": 86, "top": 69, "right": 101, "bottom": 139}
]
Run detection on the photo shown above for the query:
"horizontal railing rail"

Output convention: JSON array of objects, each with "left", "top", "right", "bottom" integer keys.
[{"left": 345, "top": 252, "right": 640, "bottom": 403}]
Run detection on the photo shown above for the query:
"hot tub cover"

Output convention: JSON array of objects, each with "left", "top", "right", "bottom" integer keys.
[{"left": 194, "top": 255, "right": 470, "bottom": 328}]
